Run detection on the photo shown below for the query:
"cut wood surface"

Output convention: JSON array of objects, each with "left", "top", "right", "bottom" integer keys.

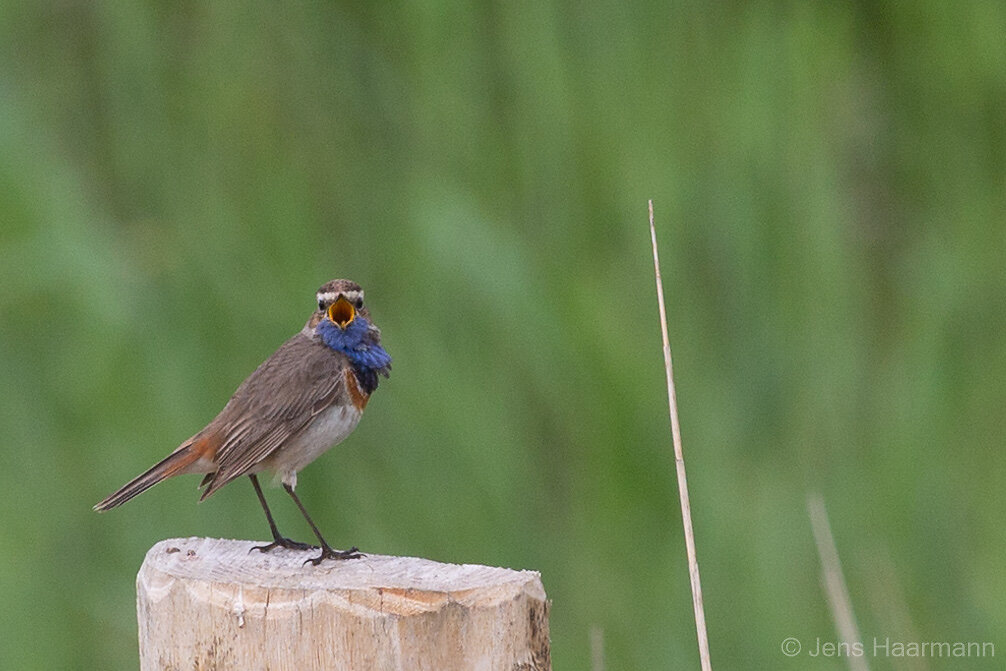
[{"left": 137, "top": 537, "right": 550, "bottom": 671}]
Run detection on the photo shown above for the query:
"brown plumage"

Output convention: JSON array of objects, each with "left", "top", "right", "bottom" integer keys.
[{"left": 94, "top": 279, "right": 390, "bottom": 564}]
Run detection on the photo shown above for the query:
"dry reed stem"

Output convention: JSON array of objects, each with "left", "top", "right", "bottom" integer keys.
[
  {"left": 808, "top": 493, "right": 870, "bottom": 671},
  {"left": 649, "top": 200, "right": 713, "bottom": 671},
  {"left": 590, "top": 625, "right": 604, "bottom": 671}
]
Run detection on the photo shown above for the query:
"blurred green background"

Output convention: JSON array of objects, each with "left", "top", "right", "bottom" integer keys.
[{"left": 1, "top": 2, "right": 1004, "bottom": 669}]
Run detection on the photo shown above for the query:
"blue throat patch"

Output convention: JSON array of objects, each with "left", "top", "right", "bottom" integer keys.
[{"left": 317, "top": 316, "right": 392, "bottom": 375}]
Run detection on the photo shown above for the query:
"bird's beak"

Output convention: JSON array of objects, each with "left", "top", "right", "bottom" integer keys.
[{"left": 327, "top": 296, "right": 356, "bottom": 329}]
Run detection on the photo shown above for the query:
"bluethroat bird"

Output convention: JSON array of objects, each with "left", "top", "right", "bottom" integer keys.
[{"left": 94, "top": 279, "right": 392, "bottom": 565}]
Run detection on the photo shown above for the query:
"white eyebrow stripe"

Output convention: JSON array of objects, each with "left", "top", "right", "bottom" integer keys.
[
  {"left": 317, "top": 292, "right": 338, "bottom": 305},
  {"left": 316, "top": 290, "right": 364, "bottom": 306}
]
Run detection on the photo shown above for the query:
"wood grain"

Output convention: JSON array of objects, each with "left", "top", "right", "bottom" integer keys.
[{"left": 136, "top": 537, "right": 549, "bottom": 671}]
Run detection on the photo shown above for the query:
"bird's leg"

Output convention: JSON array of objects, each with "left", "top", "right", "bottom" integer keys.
[
  {"left": 282, "top": 484, "right": 362, "bottom": 564},
  {"left": 249, "top": 475, "right": 317, "bottom": 553}
]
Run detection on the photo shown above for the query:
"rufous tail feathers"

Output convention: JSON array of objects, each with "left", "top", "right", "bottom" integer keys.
[{"left": 93, "top": 441, "right": 203, "bottom": 512}]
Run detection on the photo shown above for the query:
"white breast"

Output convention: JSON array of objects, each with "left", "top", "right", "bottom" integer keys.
[{"left": 261, "top": 404, "right": 362, "bottom": 489}]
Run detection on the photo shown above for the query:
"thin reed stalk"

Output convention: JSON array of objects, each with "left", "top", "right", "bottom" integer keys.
[
  {"left": 808, "top": 493, "right": 870, "bottom": 671},
  {"left": 649, "top": 200, "right": 713, "bottom": 671}
]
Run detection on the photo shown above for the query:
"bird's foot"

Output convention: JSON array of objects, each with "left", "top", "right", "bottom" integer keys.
[
  {"left": 252, "top": 537, "right": 318, "bottom": 553},
  {"left": 304, "top": 545, "right": 363, "bottom": 566}
]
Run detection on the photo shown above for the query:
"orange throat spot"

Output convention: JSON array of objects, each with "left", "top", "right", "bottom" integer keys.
[{"left": 345, "top": 368, "right": 370, "bottom": 410}]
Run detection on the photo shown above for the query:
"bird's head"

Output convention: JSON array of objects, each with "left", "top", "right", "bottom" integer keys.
[
  {"left": 310, "top": 279, "right": 391, "bottom": 375},
  {"left": 313, "top": 279, "right": 368, "bottom": 329}
]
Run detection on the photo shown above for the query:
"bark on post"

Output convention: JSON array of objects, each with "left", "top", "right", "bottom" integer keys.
[{"left": 136, "top": 537, "right": 550, "bottom": 670}]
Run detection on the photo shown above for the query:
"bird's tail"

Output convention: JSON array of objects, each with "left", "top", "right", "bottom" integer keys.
[{"left": 93, "top": 441, "right": 202, "bottom": 512}]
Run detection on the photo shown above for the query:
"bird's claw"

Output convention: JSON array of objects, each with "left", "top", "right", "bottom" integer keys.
[
  {"left": 304, "top": 545, "right": 363, "bottom": 565},
  {"left": 251, "top": 537, "right": 318, "bottom": 553}
]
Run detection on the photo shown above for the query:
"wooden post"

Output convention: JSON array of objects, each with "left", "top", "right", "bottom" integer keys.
[{"left": 137, "top": 538, "right": 550, "bottom": 671}]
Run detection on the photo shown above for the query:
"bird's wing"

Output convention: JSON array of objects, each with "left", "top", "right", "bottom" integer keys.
[{"left": 199, "top": 333, "right": 350, "bottom": 498}]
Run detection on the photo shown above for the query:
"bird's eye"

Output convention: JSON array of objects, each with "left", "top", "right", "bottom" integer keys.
[
  {"left": 354, "top": 298, "right": 364, "bottom": 309},
  {"left": 318, "top": 300, "right": 325, "bottom": 311}
]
